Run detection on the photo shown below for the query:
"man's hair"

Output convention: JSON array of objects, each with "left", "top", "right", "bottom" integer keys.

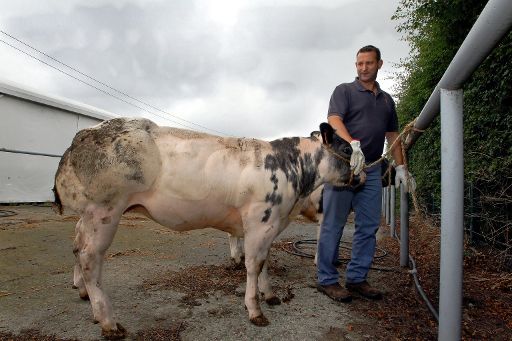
[{"left": 357, "top": 45, "right": 381, "bottom": 61}]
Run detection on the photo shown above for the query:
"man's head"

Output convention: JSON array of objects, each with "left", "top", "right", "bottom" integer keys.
[{"left": 355, "top": 45, "right": 383, "bottom": 84}]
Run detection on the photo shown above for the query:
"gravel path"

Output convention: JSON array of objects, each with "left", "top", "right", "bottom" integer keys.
[{"left": 0, "top": 205, "right": 390, "bottom": 341}]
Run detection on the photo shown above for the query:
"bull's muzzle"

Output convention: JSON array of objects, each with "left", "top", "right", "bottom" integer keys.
[{"left": 347, "top": 170, "right": 366, "bottom": 189}]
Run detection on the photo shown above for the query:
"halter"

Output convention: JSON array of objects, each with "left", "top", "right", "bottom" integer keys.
[{"left": 322, "top": 144, "right": 358, "bottom": 186}]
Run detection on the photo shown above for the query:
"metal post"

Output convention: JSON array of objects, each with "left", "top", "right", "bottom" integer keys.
[
  {"left": 382, "top": 188, "right": 385, "bottom": 214},
  {"left": 438, "top": 89, "right": 464, "bottom": 341},
  {"left": 386, "top": 186, "right": 391, "bottom": 225},
  {"left": 390, "top": 185, "right": 396, "bottom": 237},
  {"left": 383, "top": 187, "right": 388, "bottom": 223},
  {"left": 400, "top": 184, "right": 409, "bottom": 267}
]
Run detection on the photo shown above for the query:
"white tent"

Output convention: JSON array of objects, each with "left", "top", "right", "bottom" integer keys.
[{"left": 0, "top": 79, "right": 117, "bottom": 202}]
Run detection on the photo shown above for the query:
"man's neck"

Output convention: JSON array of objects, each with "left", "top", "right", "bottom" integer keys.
[{"left": 358, "top": 79, "right": 377, "bottom": 93}]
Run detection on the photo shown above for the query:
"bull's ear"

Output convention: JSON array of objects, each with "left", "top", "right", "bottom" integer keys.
[
  {"left": 310, "top": 131, "right": 321, "bottom": 140},
  {"left": 319, "top": 123, "right": 334, "bottom": 145}
]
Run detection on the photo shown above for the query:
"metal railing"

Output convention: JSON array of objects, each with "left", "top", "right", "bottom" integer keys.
[{"left": 381, "top": 0, "right": 512, "bottom": 340}]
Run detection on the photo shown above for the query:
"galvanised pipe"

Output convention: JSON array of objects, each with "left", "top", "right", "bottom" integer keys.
[
  {"left": 390, "top": 186, "right": 396, "bottom": 237},
  {"left": 438, "top": 89, "right": 464, "bottom": 341},
  {"left": 400, "top": 184, "right": 409, "bottom": 267}
]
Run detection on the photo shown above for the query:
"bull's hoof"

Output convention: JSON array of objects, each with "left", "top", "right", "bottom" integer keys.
[
  {"left": 265, "top": 296, "right": 281, "bottom": 306},
  {"left": 79, "top": 292, "right": 90, "bottom": 301},
  {"left": 72, "top": 284, "right": 78, "bottom": 289},
  {"left": 230, "top": 260, "right": 245, "bottom": 270},
  {"left": 101, "top": 323, "right": 127, "bottom": 340},
  {"left": 250, "top": 314, "right": 269, "bottom": 327}
]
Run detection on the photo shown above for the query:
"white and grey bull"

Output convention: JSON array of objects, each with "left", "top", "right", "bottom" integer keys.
[{"left": 53, "top": 117, "right": 361, "bottom": 339}]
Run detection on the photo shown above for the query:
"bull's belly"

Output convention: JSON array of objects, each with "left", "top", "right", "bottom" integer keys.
[{"left": 128, "top": 194, "right": 244, "bottom": 237}]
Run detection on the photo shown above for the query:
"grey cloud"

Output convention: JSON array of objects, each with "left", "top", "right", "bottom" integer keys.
[
  {"left": 1, "top": 0, "right": 407, "bottom": 137},
  {"left": 235, "top": 1, "right": 397, "bottom": 51},
  {"left": 5, "top": 1, "right": 223, "bottom": 106}
]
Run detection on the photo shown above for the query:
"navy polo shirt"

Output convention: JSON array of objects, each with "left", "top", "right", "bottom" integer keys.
[{"left": 328, "top": 78, "right": 398, "bottom": 163}]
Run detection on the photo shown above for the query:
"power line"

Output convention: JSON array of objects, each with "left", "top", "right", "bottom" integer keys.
[
  {"left": 0, "top": 30, "right": 233, "bottom": 136},
  {"left": 0, "top": 37, "right": 198, "bottom": 132}
]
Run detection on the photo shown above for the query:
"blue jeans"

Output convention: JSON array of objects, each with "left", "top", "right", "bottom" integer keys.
[{"left": 317, "top": 164, "right": 382, "bottom": 285}]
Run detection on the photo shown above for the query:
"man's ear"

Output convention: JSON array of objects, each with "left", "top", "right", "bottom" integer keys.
[{"left": 319, "top": 123, "right": 334, "bottom": 145}]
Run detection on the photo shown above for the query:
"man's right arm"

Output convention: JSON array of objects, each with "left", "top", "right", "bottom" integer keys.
[
  {"left": 328, "top": 114, "right": 365, "bottom": 175},
  {"left": 327, "top": 115, "right": 354, "bottom": 143}
]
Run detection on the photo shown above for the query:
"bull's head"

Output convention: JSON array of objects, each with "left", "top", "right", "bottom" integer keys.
[{"left": 319, "top": 122, "right": 366, "bottom": 188}]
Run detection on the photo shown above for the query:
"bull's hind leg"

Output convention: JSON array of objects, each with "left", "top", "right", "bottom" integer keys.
[
  {"left": 75, "top": 204, "right": 126, "bottom": 340},
  {"left": 72, "top": 219, "right": 89, "bottom": 300}
]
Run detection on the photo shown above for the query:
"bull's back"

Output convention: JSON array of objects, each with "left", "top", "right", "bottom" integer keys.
[{"left": 151, "top": 129, "right": 271, "bottom": 204}]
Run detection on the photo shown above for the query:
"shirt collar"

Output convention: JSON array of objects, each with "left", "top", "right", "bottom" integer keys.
[{"left": 354, "top": 77, "right": 382, "bottom": 94}]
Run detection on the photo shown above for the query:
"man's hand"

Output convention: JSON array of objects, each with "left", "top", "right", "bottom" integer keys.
[
  {"left": 395, "top": 165, "right": 416, "bottom": 192},
  {"left": 350, "top": 140, "right": 365, "bottom": 175}
]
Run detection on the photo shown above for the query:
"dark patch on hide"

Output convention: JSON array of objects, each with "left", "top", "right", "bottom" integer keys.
[
  {"left": 299, "top": 153, "right": 318, "bottom": 196},
  {"left": 63, "top": 118, "right": 156, "bottom": 185},
  {"left": 265, "top": 192, "right": 282, "bottom": 206},
  {"left": 265, "top": 137, "right": 301, "bottom": 174},
  {"left": 262, "top": 208, "right": 272, "bottom": 223},
  {"left": 270, "top": 174, "right": 278, "bottom": 191},
  {"left": 264, "top": 137, "right": 322, "bottom": 198},
  {"left": 264, "top": 138, "right": 300, "bottom": 195},
  {"left": 114, "top": 139, "right": 145, "bottom": 183}
]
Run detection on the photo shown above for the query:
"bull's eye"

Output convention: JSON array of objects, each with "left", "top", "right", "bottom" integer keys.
[{"left": 343, "top": 147, "right": 352, "bottom": 155}]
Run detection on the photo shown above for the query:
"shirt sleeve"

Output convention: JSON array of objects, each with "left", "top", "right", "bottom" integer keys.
[{"left": 328, "top": 85, "right": 349, "bottom": 119}]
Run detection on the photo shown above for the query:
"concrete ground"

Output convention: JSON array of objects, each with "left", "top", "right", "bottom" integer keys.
[{"left": 0, "top": 205, "right": 392, "bottom": 341}]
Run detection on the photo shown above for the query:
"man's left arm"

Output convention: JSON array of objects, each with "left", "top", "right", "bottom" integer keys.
[
  {"left": 385, "top": 131, "right": 403, "bottom": 166},
  {"left": 385, "top": 131, "right": 415, "bottom": 192}
]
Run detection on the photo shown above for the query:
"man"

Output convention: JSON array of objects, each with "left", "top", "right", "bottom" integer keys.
[{"left": 316, "top": 45, "right": 413, "bottom": 302}]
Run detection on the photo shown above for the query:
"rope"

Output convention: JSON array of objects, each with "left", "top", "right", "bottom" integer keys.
[
  {"left": 322, "top": 119, "right": 422, "bottom": 202},
  {"left": 372, "top": 118, "right": 421, "bottom": 212},
  {"left": 0, "top": 210, "right": 17, "bottom": 218}
]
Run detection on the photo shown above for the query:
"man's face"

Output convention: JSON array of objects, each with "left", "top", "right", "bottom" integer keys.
[{"left": 355, "top": 51, "right": 383, "bottom": 83}]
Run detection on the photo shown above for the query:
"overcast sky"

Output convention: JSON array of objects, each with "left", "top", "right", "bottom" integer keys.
[{"left": 0, "top": 0, "right": 409, "bottom": 140}]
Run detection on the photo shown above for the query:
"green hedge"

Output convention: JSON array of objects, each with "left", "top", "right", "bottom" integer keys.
[{"left": 393, "top": 0, "right": 512, "bottom": 247}]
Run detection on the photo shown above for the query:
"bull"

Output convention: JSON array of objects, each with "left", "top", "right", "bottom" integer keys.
[{"left": 53, "top": 117, "right": 361, "bottom": 339}]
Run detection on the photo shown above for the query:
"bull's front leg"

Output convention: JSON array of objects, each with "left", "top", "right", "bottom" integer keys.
[
  {"left": 243, "top": 220, "right": 280, "bottom": 326},
  {"left": 258, "top": 256, "right": 281, "bottom": 305},
  {"left": 77, "top": 205, "right": 126, "bottom": 340}
]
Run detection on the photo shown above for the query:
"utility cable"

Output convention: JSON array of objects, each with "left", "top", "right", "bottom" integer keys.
[
  {"left": 392, "top": 231, "right": 439, "bottom": 322},
  {"left": 0, "top": 37, "right": 197, "bottom": 131}
]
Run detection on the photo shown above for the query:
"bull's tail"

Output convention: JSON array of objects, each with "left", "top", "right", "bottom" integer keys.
[{"left": 52, "top": 185, "right": 63, "bottom": 215}]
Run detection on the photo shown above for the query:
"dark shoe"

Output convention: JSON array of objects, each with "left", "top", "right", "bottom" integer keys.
[
  {"left": 345, "top": 281, "right": 383, "bottom": 300},
  {"left": 317, "top": 283, "right": 352, "bottom": 303}
]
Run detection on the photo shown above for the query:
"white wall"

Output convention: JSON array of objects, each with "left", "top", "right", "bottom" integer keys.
[{"left": 0, "top": 80, "right": 117, "bottom": 202}]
